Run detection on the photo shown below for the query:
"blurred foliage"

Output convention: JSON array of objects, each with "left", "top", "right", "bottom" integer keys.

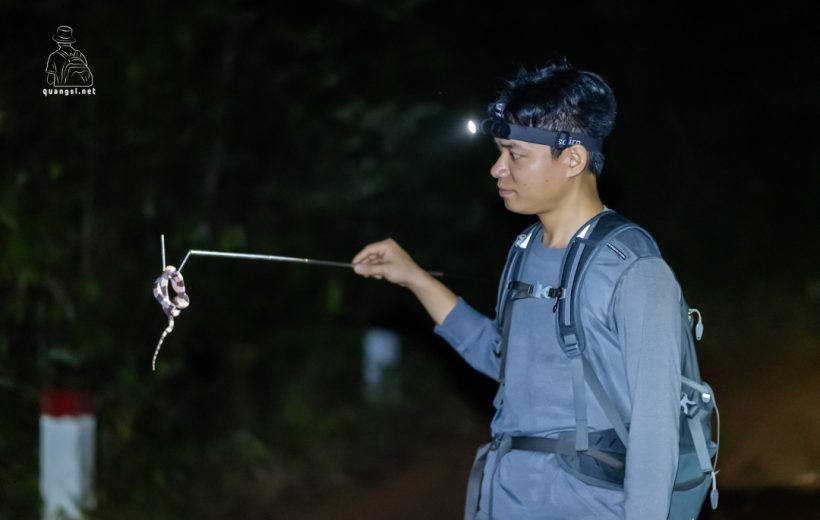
[
  {"left": 1, "top": 0, "right": 818, "bottom": 518},
  {"left": 0, "top": 1, "right": 500, "bottom": 517}
]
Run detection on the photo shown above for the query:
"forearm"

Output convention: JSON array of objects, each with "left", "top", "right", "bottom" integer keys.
[
  {"left": 351, "top": 238, "right": 458, "bottom": 325},
  {"left": 406, "top": 271, "right": 458, "bottom": 325},
  {"left": 433, "top": 298, "right": 501, "bottom": 379}
]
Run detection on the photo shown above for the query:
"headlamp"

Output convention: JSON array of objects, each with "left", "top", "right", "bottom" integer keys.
[{"left": 470, "top": 99, "right": 603, "bottom": 153}]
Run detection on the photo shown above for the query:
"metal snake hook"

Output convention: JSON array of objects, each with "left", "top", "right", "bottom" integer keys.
[{"left": 152, "top": 236, "right": 447, "bottom": 371}]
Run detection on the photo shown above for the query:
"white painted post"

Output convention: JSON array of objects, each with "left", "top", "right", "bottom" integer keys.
[
  {"left": 40, "top": 389, "right": 96, "bottom": 520},
  {"left": 362, "top": 328, "right": 401, "bottom": 404}
]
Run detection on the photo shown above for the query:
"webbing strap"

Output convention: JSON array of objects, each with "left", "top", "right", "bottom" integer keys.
[
  {"left": 487, "top": 436, "right": 512, "bottom": 520},
  {"left": 495, "top": 225, "right": 538, "bottom": 384},
  {"left": 463, "top": 441, "right": 491, "bottom": 520},
  {"left": 511, "top": 436, "right": 625, "bottom": 470},
  {"left": 508, "top": 281, "right": 561, "bottom": 300},
  {"left": 582, "top": 356, "right": 629, "bottom": 447},
  {"left": 682, "top": 376, "right": 717, "bottom": 475},
  {"left": 495, "top": 224, "right": 540, "bottom": 328},
  {"left": 682, "top": 375, "right": 712, "bottom": 395},
  {"left": 687, "top": 416, "right": 714, "bottom": 474},
  {"left": 570, "top": 357, "right": 589, "bottom": 451},
  {"left": 559, "top": 241, "right": 587, "bottom": 330},
  {"left": 498, "top": 297, "right": 516, "bottom": 384}
]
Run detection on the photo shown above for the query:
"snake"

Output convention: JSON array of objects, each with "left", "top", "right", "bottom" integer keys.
[{"left": 152, "top": 265, "right": 189, "bottom": 371}]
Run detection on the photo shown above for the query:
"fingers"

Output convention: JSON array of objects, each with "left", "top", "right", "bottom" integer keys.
[
  {"left": 353, "top": 255, "right": 390, "bottom": 279},
  {"left": 353, "top": 242, "right": 379, "bottom": 264},
  {"left": 351, "top": 239, "right": 405, "bottom": 282},
  {"left": 352, "top": 252, "right": 385, "bottom": 278},
  {"left": 353, "top": 252, "right": 383, "bottom": 268},
  {"left": 353, "top": 261, "right": 385, "bottom": 279},
  {"left": 352, "top": 238, "right": 398, "bottom": 265}
]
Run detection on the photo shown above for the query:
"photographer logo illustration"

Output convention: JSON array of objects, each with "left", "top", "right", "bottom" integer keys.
[{"left": 43, "top": 25, "right": 96, "bottom": 97}]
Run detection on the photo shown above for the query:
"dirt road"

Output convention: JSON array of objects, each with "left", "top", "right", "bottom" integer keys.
[{"left": 278, "top": 338, "right": 820, "bottom": 519}]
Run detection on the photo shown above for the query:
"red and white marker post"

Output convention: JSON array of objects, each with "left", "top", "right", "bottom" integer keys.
[{"left": 39, "top": 389, "right": 96, "bottom": 520}]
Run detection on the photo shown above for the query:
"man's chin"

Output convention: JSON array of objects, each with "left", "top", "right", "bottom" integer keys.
[{"left": 502, "top": 198, "right": 528, "bottom": 214}]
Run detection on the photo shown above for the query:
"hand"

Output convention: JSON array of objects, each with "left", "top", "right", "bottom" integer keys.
[
  {"left": 351, "top": 238, "right": 426, "bottom": 288},
  {"left": 352, "top": 238, "right": 457, "bottom": 325}
]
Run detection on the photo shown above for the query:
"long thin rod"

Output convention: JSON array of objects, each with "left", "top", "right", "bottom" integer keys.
[
  {"left": 176, "top": 249, "right": 444, "bottom": 278},
  {"left": 161, "top": 234, "right": 166, "bottom": 270}
]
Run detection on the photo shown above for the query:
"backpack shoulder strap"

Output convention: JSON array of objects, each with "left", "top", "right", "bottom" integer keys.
[
  {"left": 556, "top": 210, "right": 641, "bottom": 358},
  {"left": 495, "top": 221, "right": 541, "bottom": 330},
  {"left": 555, "top": 210, "right": 647, "bottom": 451},
  {"left": 492, "top": 222, "right": 540, "bottom": 408}
]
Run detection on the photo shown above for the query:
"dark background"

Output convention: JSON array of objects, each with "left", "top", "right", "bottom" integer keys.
[{"left": 1, "top": 1, "right": 818, "bottom": 518}]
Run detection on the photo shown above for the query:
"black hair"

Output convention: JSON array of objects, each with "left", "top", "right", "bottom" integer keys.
[{"left": 492, "top": 60, "right": 617, "bottom": 176}]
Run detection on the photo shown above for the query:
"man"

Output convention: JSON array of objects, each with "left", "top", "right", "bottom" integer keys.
[{"left": 352, "top": 61, "right": 682, "bottom": 519}]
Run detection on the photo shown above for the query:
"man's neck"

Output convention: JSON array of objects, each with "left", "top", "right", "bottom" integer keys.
[{"left": 538, "top": 191, "right": 605, "bottom": 248}]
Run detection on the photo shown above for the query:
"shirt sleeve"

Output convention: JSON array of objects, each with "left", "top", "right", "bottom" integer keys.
[
  {"left": 613, "top": 258, "right": 682, "bottom": 520},
  {"left": 433, "top": 297, "right": 502, "bottom": 380},
  {"left": 46, "top": 54, "right": 58, "bottom": 74}
]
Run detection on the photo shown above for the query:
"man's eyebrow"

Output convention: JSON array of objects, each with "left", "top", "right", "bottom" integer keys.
[{"left": 494, "top": 141, "right": 523, "bottom": 151}]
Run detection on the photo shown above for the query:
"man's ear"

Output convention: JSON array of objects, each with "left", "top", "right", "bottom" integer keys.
[{"left": 564, "top": 145, "right": 588, "bottom": 178}]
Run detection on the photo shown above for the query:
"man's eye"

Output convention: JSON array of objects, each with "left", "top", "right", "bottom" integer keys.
[{"left": 510, "top": 151, "right": 520, "bottom": 160}]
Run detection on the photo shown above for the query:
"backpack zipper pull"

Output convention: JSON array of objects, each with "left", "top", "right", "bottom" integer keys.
[
  {"left": 709, "top": 469, "right": 719, "bottom": 509},
  {"left": 689, "top": 308, "right": 704, "bottom": 340}
]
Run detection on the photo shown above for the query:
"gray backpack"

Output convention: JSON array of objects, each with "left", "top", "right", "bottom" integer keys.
[{"left": 495, "top": 210, "right": 720, "bottom": 519}]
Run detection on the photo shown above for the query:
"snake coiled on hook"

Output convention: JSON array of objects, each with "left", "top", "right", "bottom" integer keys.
[{"left": 152, "top": 265, "right": 189, "bottom": 371}]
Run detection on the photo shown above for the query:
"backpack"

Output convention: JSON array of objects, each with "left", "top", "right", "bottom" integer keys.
[
  {"left": 58, "top": 49, "right": 93, "bottom": 87},
  {"left": 495, "top": 210, "right": 719, "bottom": 520}
]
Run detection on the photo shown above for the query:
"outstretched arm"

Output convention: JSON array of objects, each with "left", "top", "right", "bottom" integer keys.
[
  {"left": 353, "top": 238, "right": 501, "bottom": 379},
  {"left": 352, "top": 238, "right": 457, "bottom": 325}
]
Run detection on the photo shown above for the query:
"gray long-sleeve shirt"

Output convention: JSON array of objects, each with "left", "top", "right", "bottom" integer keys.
[{"left": 434, "top": 227, "right": 682, "bottom": 519}]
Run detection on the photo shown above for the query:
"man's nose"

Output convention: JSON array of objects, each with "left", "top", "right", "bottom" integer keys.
[{"left": 490, "top": 155, "right": 508, "bottom": 179}]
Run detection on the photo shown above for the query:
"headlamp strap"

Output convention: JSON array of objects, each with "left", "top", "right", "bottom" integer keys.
[
  {"left": 480, "top": 117, "right": 603, "bottom": 153},
  {"left": 482, "top": 99, "right": 603, "bottom": 152}
]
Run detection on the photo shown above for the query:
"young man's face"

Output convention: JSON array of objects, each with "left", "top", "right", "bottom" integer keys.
[{"left": 490, "top": 138, "right": 571, "bottom": 215}]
